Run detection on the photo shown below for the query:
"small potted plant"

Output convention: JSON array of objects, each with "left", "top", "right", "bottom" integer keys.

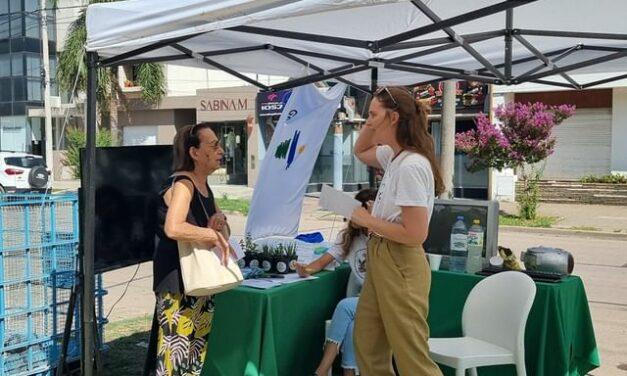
[
  {"left": 239, "top": 233, "right": 258, "bottom": 268},
  {"left": 274, "top": 243, "right": 293, "bottom": 274},
  {"left": 260, "top": 244, "right": 274, "bottom": 272},
  {"left": 285, "top": 243, "right": 298, "bottom": 273},
  {"left": 248, "top": 243, "right": 266, "bottom": 269}
]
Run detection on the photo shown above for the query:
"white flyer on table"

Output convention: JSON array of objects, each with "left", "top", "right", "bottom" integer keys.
[
  {"left": 241, "top": 274, "right": 318, "bottom": 289},
  {"left": 319, "top": 184, "right": 361, "bottom": 219}
]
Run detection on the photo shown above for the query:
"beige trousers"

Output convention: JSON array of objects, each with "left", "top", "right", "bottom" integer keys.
[{"left": 354, "top": 235, "right": 442, "bottom": 376}]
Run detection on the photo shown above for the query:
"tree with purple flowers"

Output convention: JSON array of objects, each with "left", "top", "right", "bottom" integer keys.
[{"left": 456, "top": 102, "right": 575, "bottom": 219}]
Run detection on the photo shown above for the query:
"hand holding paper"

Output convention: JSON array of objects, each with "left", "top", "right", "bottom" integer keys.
[{"left": 350, "top": 205, "right": 373, "bottom": 228}]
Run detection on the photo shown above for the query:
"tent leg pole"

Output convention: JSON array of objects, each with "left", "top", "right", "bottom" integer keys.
[
  {"left": 439, "top": 80, "right": 456, "bottom": 199},
  {"left": 368, "top": 68, "right": 378, "bottom": 188},
  {"left": 82, "top": 51, "right": 98, "bottom": 376}
]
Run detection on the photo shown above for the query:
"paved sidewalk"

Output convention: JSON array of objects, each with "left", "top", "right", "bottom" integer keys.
[
  {"left": 53, "top": 179, "right": 256, "bottom": 200},
  {"left": 56, "top": 178, "right": 627, "bottom": 233},
  {"left": 499, "top": 201, "right": 627, "bottom": 233}
]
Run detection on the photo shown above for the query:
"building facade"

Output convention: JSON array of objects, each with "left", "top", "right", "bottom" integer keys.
[
  {"left": 117, "top": 65, "right": 369, "bottom": 190},
  {"left": 0, "top": 0, "right": 57, "bottom": 153}
]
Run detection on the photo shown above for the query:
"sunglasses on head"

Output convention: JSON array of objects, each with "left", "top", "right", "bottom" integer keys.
[
  {"left": 374, "top": 86, "right": 398, "bottom": 108},
  {"left": 189, "top": 124, "right": 199, "bottom": 137}
]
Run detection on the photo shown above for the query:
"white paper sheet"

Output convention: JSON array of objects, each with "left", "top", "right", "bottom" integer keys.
[
  {"left": 319, "top": 184, "right": 361, "bottom": 219},
  {"left": 241, "top": 273, "right": 318, "bottom": 289},
  {"left": 279, "top": 273, "right": 318, "bottom": 284},
  {"left": 229, "top": 238, "right": 244, "bottom": 260},
  {"left": 240, "top": 279, "right": 281, "bottom": 289}
]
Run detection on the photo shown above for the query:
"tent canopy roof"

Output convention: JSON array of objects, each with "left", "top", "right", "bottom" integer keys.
[{"left": 86, "top": 0, "right": 627, "bottom": 91}]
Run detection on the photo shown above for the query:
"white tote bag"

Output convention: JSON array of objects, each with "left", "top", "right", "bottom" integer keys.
[
  {"left": 177, "top": 181, "right": 243, "bottom": 296},
  {"left": 178, "top": 237, "right": 243, "bottom": 296}
]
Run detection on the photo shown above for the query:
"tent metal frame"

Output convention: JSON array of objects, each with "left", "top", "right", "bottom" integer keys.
[
  {"left": 81, "top": 1, "right": 627, "bottom": 374},
  {"left": 95, "top": 0, "right": 627, "bottom": 91}
]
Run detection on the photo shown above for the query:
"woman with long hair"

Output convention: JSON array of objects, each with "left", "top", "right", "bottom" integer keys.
[{"left": 351, "top": 86, "right": 444, "bottom": 375}]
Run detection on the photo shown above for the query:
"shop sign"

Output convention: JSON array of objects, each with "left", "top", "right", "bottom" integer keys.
[
  {"left": 256, "top": 89, "right": 292, "bottom": 117},
  {"left": 199, "top": 98, "right": 250, "bottom": 111}
]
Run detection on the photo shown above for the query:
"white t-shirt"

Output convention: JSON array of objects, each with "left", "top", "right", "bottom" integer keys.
[
  {"left": 327, "top": 233, "right": 368, "bottom": 289},
  {"left": 371, "top": 145, "right": 435, "bottom": 224}
]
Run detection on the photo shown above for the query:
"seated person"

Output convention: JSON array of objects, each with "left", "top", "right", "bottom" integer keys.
[{"left": 297, "top": 188, "right": 377, "bottom": 376}]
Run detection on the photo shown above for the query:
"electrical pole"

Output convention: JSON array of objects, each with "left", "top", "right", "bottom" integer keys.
[{"left": 40, "top": 0, "right": 54, "bottom": 182}]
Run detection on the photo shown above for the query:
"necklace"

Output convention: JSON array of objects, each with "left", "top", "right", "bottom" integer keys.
[{"left": 391, "top": 149, "right": 405, "bottom": 162}]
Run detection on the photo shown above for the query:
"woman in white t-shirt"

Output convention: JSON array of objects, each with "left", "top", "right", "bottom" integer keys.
[
  {"left": 296, "top": 188, "right": 377, "bottom": 376},
  {"left": 351, "top": 87, "right": 445, "bottom": 376}
]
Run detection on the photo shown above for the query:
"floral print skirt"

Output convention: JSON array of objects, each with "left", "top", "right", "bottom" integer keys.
[{"left": 156, "top": 292, "right": 214, "bottom": 376}]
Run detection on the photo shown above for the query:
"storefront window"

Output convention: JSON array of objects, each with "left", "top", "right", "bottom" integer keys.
[
  {"left": 216, "top": 121, "right": 247, "bottom": 185},
  {"left": 431, "top": 120, "right": 489, "bottom": 199},
  {"left": 0, "top": 115, "right": 29, "bottom": 152},
  {"left": 309, "top": 122, "right": 369, "bottom": 188},
  {"left": 343, "top": 124, "right": 368, "bottom": 183},
  {"left": 0, "top": 1, "right": 9, "bottom": 14}
]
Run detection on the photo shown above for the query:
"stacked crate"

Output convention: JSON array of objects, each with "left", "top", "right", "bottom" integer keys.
[{"left": 0, "top": 194, "right": 106, "bottom": 376}]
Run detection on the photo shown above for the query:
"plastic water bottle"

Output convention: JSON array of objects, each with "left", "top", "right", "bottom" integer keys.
[
  {"left": 466, "top": 219, "right": 484, "bottom": 274},
  {"left": 449, "top": 216, "right": 468, "bottom": 272}
]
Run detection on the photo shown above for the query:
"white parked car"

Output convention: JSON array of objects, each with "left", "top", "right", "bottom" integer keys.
[{"left": 0, "top": 152, "right": 51, "bottom": 193}]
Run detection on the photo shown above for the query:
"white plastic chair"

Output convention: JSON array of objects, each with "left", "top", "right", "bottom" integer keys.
[{"left": 428, "top": 271, "right": 536, "bottom": 376}]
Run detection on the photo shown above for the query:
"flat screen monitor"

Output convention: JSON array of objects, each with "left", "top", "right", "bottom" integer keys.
[
  {"left": 81, "top": 145, "right": 173, "bottom": 272},
  {"left": 423, "top": 199, "right": 499, "bottom": 267}
]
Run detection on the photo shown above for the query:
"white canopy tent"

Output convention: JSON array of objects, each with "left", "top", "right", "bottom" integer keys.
[
  {"left": 76, "top": 1, "right": 627, "bottom": 374},
  {"left": 85, "top": 0, "right": 627, "bottom": 90}
]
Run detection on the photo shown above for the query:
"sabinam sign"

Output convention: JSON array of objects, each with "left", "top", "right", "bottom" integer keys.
[{"left": 199, "top": 98, "right": 249, "bottom": 111}]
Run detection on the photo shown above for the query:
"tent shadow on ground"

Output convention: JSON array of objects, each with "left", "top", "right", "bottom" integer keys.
[{"left": 101, "top": 327, "right": 151, "bottom": 376}]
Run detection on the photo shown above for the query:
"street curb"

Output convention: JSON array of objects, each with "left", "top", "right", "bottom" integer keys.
[{"left": 500, "top": 225, "right": 627, "bottom": 240}]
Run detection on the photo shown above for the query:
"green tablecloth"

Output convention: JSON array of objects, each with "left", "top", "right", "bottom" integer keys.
[
  {"left": 202, "top": 266, "right": 351, "bottom": 376},
  {"left": 429, "top": 271, "right": 600, "bottom": 376},
  {"left": 202, "top": 267, "right": 599, "bottom": 376}
]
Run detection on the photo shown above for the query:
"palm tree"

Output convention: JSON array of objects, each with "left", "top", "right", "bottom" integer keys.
[{"left": 56, "top": 0, "right": 165, "bottom": 144}]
